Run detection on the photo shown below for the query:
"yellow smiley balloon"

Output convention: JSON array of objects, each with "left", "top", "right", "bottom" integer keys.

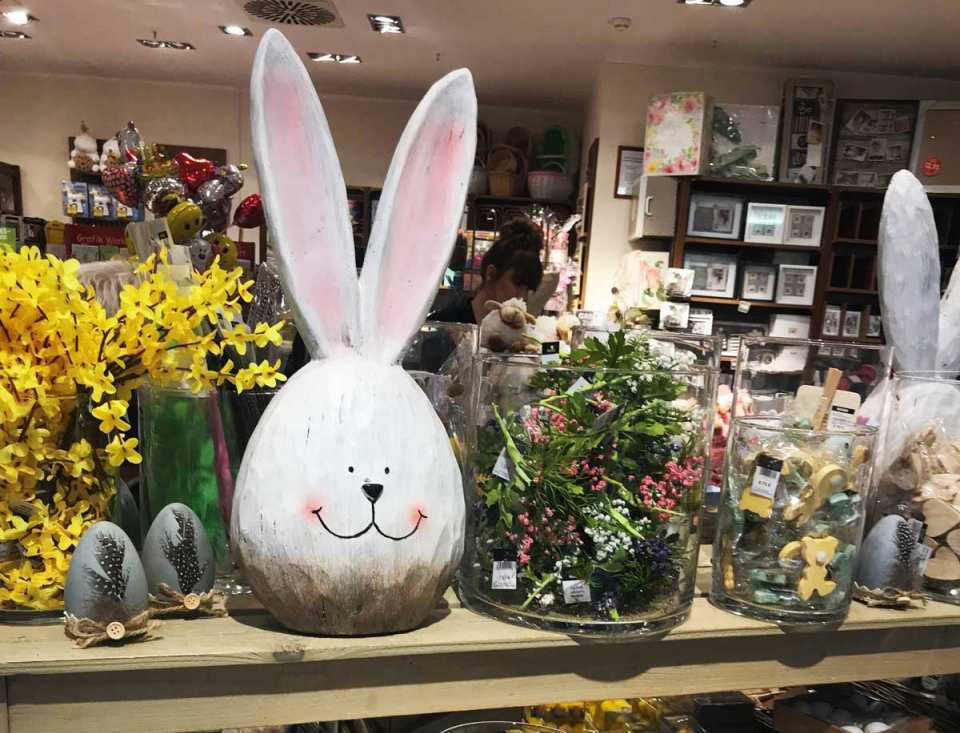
[
  {"left": 210, "top": 232, "right": 238, "bottom": 268},
  {"left": 166, "top": 201, "right": 205, "bottom": 243}
]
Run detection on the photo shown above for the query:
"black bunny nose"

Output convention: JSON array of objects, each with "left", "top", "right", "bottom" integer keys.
[{"left": 362, "top": 483, "right": 384, "bottom": 503}]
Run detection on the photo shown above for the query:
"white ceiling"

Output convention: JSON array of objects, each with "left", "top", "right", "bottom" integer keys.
[{"left": 3, "top": 0, "right": 960, "bottom": 110}]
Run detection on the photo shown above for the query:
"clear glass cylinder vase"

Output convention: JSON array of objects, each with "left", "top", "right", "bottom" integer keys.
[
  {"left": 710, "top": 337, "right": 888, "bottom": 624},
  {"left": 868, "top": 371, "right": 960, "bottom": 604},
  {"left": 459, "top": 330, "right": 718, "bottom": 636}
]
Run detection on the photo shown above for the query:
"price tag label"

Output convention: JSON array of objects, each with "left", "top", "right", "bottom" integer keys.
[
  {"left": 567, "top": 376, "right": 592, "bottom": 394},
  {"left": 737, "top": 300, "right": 751, "bottom": 314},
  {"left": 917, "top": 543, "right": 933, "bottom": 575},
  {"left": 562, "top": 579, "right": 592, "bottom": 604},
  {"left": 541, "top": 341, "right": 561, "bottom": 364},
  {"left": 492, "top": 448, "right": 514, "bottom": 482},
  {"left": 750, "top": 454, "right": 783, "bottom": 500},
  {"left": 827, "top": 405, "right": 857, "bottom": 430},
  {"left": 491, "top": 550, "right": 517, "bottom": 590}
]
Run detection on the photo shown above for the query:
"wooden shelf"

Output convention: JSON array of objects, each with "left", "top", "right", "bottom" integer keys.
[
  {"left": 819, "top": 333, "right": 884, "bottom": 344},
  {"left": 693, "top": 176, "right": 831, "bottom": 192},
  {"left": 685, "top": 236, "right": 823, "bottom": 252},
  {"left": 833, "top": 237, "right": 878, "bottom": 246},
  {"left": 690, "top": 295, "right": 813, "bottom": 311},
  {"left": 1, "top": 550, "right": 960, "bottom": 732},
  {"left": 827, "top": 287, "right": 879, "bottom": 295}
]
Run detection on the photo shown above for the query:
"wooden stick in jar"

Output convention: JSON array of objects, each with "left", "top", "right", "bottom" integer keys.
[{"left": 813, "top": 367, "right": 843, "bottom": 431}]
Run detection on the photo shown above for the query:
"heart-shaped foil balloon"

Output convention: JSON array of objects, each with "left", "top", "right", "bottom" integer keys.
[
  {"left": 217, "top": 164, "right": 245, "bottom": 197},
  {"left": 173, "top": 152, "right": 216, "bottom": 192},
  {"left": 102, "top": 161, "right": 141, "bottom": 207},
  {"left": 233, "top": 193, "right": 264, "bottom": 228},
  {"left": 143, "top": 176, "right": 187, "bottom": 216}
]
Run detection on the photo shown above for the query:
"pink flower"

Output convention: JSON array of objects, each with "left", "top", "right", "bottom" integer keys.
[{"left": 518, "top": 552, "right": 531, "bottom": 565}]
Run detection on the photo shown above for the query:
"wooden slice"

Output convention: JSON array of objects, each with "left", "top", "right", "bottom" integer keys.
[
  {"left": 924, "top": 546, "right": 960, "bottom": 581},
  {"left": 919, "top": 481, "right": 956, "bottom": 501},
  {"left": 947, "top": 529, "right": 960, "bottom": 556},
  {"left": 930, "top": 473, "right": 960, "bottom": 489},
  {"left": 922, "top": 498, "right": 960, "bottom": 537}
]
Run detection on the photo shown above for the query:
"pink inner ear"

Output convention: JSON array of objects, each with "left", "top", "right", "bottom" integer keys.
[
  {"left": 374, "top": 115, "right": 469, "bottom": 346},
  {"left": 256, "top": 36, "right": 358, "bottom": 357}
]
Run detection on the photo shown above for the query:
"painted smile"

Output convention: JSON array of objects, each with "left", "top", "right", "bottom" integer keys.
[{"left": 311, "top": 505, "right": 427, "bottom": 541}]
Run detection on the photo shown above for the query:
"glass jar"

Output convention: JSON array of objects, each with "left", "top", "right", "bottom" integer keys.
[
  {"left": 0, "top": 394, "right": 115, "bottom": 617},
  {"left": 711, "top": 337, "right": 888, "bottom": 624},
  {"left": 571, "top": 326, "right": 722, "bottom": 369},
  {"left": 866, "top": 371, "right": 960, "bottom": 604},
  {"left": 459, "top": 330, "right": 717, "bottom": 636},
  {"left": 139, "top": 385, "right": 278, "bottom": 592}
]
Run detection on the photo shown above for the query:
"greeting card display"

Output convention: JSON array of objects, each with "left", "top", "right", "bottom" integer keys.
[
  {"left": 779, "top": 80, "right": 835, "bottom": 184},
  {"left": 232, "top": 30, "right": 476, "bottom": 635},
  {"left": 831, "top": 100, "right": 918, "bottom": 188}
]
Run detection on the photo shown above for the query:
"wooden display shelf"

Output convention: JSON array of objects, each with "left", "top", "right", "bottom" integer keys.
[
  {"left": 684, "top": 236, "right": 824, "bottom": 252},
  {"left": 690, "top": 295, "right": 813, "bottom": 311},
  {"left": 2, "top": 551, "right": 960, "bottom": 733},
  {"left": 833, "top": 237, "right": 878, "bottom": 246},
  {"left": 827, "top": 287, "right": 879, "bottom": 295}
]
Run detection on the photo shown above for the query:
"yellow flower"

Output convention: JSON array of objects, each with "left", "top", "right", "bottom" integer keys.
[
  {"left": 90, "top": 400, "right": 131, "bottom": 434},
  {"left": 105, "top": 436, "right": 142, "bottom": 467}
]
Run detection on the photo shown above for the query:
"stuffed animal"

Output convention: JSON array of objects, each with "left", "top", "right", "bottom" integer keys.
[
  {"left": 480, "top": 297, "right": 537, "bottom": 353},
  {"left": 100, "top": 135, "right": 122, "bottom": 171},
  {"left": 231, "top": 29, "right": 476, "bottom": 635},
  {"left": 69, "top": 122, "right": 100, "bottom": 174}
]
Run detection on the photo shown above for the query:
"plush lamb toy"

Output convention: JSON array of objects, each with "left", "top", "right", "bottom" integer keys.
[
  {"left": 480, "top": 297, "right": 537, "bottom": 353},
  {"left": 100, "top": 135, "right": 122, "bottom": 171},
  {"left": 231, "top": 30, "right": 476, "bottom": 635},
  {"left": 69, "top": 122, "right": 100, "bottom": 174}
]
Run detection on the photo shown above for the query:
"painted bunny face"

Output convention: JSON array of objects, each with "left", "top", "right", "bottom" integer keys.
[{"left": 231, "top": 29, "right": 476, "bottom": 635}]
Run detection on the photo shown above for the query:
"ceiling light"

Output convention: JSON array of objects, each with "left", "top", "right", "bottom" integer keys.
[
  {"left": 137, "top": 38, "right": 195, "bottom": 50},
  {"left": 719, "top": 0, "right": 746, "bottom": 5},
  {"left": 220, "top": 24, "right": 252, "bottom": 37},
  {"left": 0, "top": 29, "right": 29, "bottom": 38},
  {"left": 608, "top": 16, "right": 632, "bottom": 31},
  {"left": 679, "top": 0, "right": 750, "bottom": 5},
  {"left": 367, "top": 14, "right": 404, "bottom": 33},
  {"left": 308, "top": 52, "right": 362, "bottom": 64},
  {"left": 3, "top": 8, "right": 33, "bottom": 25}
]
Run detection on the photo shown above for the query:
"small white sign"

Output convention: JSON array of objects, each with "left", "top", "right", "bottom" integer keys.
[
  {"left": 562, "top": 579, "right": 592, "bottom": 604},
  {"left": 567, "top": 376, "right": 592, "bottom": 394},
  {"left": 827, "top": 405, "right": 857, "bottom": 430},
  {"left": 750, "top": 456, "right": 782, "bottom": 500},
  {"left": 492, "top": 448, "right": 514, "bottom": 481},
  {"left": 491, "top": 560, "right": 517, "bottom": 590}
]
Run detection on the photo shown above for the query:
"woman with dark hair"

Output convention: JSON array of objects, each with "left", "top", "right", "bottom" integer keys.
[{"left": 430, "top": 217, "right": 544, "bottom": 325}]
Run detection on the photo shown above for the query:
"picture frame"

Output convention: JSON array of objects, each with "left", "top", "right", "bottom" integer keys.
[
  {"left": 866, "top": 314, "right": 883, "bottom": 338},
  {"left": 830, "top": 99, "right": 919, "bottom": 189},
  {"left": 783, "top": 205, "right": 825, "bottom": 247},
  {"left": 768, "top": 313, "right": 811, "bottom": 339},
  {"left": 688, "top": 308, "right": 714, "bottom": 336},
  {"left": 822, "top": 305, "right": 842, "bottom": 337},
  {"left": 664, "top": 267, "right": 695, "bottom": 299},
  {"left": 0, "top": 162, "right": 23, "bottom": 216},
  {"left": 715, "top": 320, "right": 767, "bottom": 359},
  {"left": 842, "top": 308, "right": 863, "bottom": 338},
  {"left": 684, "top": 251, "right": 738, "bottom": 298},
  {"left": 740, "top": 263, "right": 776, "bottom": 301},
  {"left": 775, "top": 264, "right": 817, "bottom": 306},
  {"left": 744, "top": 203, "right": 787, "bottom": 244},
  {"left": 659, "top": 301, "right": 691, "bottom": 331},
  {"left": 687, "top": 194, "right": 743, "bottom": 240},
  {"left": 614, "top": 146, "right": 645, "bottom": 199},
  {"left": 778, "top": 79, "right": 836, "bottom": 184}
]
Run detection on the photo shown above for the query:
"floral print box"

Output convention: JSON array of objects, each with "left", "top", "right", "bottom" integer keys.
[
  {"left": 644, "top": 92, "right": 714, "bottom": 177},
  {"left": 459, "top": 332, "right": 718, "bottom": 636}
]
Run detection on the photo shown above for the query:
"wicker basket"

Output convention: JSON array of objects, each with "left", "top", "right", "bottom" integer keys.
[
  {"left": 488, "top": 171, "right": 524, "bottom": 197},
  {"left": 527, "top": 170, "right": 573, "bottom": 201}
]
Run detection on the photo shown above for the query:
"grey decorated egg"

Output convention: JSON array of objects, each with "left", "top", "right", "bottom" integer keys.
[
  {"left": 141, "top": 503, "right": 215, "bottom": 595},
  {"left": 111, "top": 478, "right": 141, "bottom": 548},
  {"left": 65, "top": 521, "right": 148, "bottom": 622},
  {"left": 857, "top": 514, "right": 922, "bottom": 590}
]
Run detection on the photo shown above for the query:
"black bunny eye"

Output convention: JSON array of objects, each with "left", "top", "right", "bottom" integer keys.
[
  {"left": 384, "top": 467, "right": 390, "bottom": 475},
  {"left": 348, "top": 466, "right": 354, "bottom": 473}
]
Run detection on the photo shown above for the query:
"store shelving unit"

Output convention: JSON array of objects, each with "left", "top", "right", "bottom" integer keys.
[{"left": 2, "top": 549, "right": 960, "bottom": 733}]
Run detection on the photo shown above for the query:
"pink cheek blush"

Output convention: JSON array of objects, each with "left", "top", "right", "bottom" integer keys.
[
  {"left": 302, "top": 497, "right": 324, "bottom": 520},
  {"left": 409, "top": 504, "right": 428, "bottom": 525}
]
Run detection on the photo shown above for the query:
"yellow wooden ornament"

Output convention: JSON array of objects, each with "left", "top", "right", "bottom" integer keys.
[{"left": 797, "top": 536, "right": 839, "bottom": 600}]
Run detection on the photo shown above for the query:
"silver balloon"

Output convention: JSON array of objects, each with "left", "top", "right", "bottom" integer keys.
[
  {"left": 118, "top": 121, "right": 142, "bottom": 160},
  {"left": 202, "top": 196, "right": 232, "bottom": 233},
  {"left": 217, "top": 165, "right": 245, "bottom": 196},
  {"left": 197, "top": 178, "right": 227, "bottom": 206},
  {"left": 188, "top": 236, "right": 214, "bottom": 272},
  {"left": 143, "top": 176, "right": 186, "bottom": 216}
]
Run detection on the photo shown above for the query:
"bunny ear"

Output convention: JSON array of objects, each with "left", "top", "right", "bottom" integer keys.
[
  {"left": 251, "top": 29, "right": 359, "bottom": 359},
  {"left": 878, "top": 170, "right": 940, "bottom": 371},
  {"left": 358, "top": 69, "right": 477, "bottom": 363},
  {"left": 938, "top": 265, "right": 960, "bottom": 370}
]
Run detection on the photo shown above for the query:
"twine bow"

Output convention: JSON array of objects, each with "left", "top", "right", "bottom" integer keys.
[
  {"left": 853, "top": 582, "right": 927, "bottom": 609},
  {"left": 149, "top": 582, "right": 227, "bottom": 617},
  {"left": 64, "top": 611, "right": 159, "bottom": 648}
]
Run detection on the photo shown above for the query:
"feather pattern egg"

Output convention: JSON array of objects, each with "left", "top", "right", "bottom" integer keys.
[{"left": 142, "top": 503, "right": 216, "bottom": 595}]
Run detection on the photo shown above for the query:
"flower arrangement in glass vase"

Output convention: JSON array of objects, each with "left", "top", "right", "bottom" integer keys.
[
  {"left": 462, "top": 330, "right": 715, "bottom": 635},
  {"left": 0, "top": 246, "right": 284, "bottom": 611}
]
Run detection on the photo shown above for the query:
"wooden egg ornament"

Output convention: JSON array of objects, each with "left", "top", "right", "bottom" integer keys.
[
  {"left": 231, "top": 29, "right": 475, "bottom": 635},
  {"left": 142, "top": 503, "right": 223, "bottom": 616},
  {"left": 64, "top": 522, "right": 154, "bottom": 647}
]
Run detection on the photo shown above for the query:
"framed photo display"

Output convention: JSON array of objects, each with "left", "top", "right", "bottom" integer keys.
[
  {"left": 687, "top": 194, "right": 743, "bottom": 240},
  {"left": 866, "top": 314, "right": 883, "bottom": 338},
  {"left": 614, "top": 146, "right": 645, "bottom": 199},
  {"left": 664, "top": 267, "right": 695, "bottom": 299},
  {"left": 744, "top": 203, "right": 787, "bottom": 244},
  {"left": 822, "top": 305, "right": 842, "bottom": 337},
  {"left": 775, "top": 264, "right": 817, "bottom": 305},
  {"left": 779, "top": 79, "right": 836, "bottom": 184},
  {"left": 740, "top": 263, "right": 776, "bottom": 301},
  {"left": 684, "top": 251, "right": 738, "bottom": 298},
  {"left": 783, "top": 205, "right": 825, "bottom": 247},
  {"left": 659, "top": 301, "right": 691, "bottom": 330},
  {"left": 842, "top": 308, "right": 863, "bottom": 338},
  {"left": 831, "top": 99, "right": 919, "bottom": 188}
]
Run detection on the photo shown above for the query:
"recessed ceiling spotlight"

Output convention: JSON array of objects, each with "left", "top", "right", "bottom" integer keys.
[
  {"left": 220, "top": 24, "right": 252, "bottom": 37},
  {"left": 718, "top": 0, "right": 746, "bottom": 5},
  {"left": 0, "top": 29, "right": 29, "bottom": 38},
  {"left": 367, "top": 14, "right": 404, "bottom": 33},
  {"left": 679, "top": 0, "right": 750, "bottom": 5},
  {"left": 308, "top": 52, "right": 362, "bottom": 64},
  {"left": 608, "top": 16, "right": 632, "bottom": 31},
  {"left": 137, "top": 38, "right": 195, "bottom": 50},
  {"left": 3, "top": 8, "right": 34, "bottom": 25}
]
